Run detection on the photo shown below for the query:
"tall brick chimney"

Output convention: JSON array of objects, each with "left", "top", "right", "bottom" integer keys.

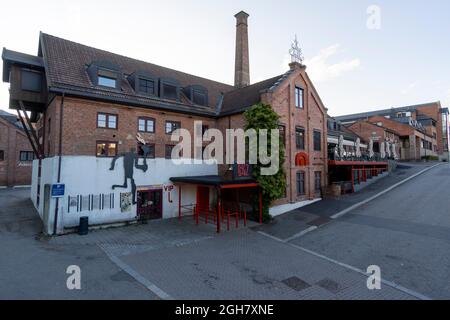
[{"left": 234, "top": 11, "right": 250, "bottom": 88}]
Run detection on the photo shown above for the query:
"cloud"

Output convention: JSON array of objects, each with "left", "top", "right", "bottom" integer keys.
[{"left": 303, "top": 44, "right": 361, "bottom": 82}]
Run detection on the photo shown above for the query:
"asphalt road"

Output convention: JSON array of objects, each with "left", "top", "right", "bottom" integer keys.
[{"left": 293, "top": 163, "right": 450, "bottom": 299}]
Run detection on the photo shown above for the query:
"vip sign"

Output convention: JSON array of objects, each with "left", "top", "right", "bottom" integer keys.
[{"left": 164, "top": 185, "right": 175, "bottom": 203}]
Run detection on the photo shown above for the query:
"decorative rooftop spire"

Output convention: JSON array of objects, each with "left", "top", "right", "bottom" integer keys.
[{"left": 289, "top": 35, "right": 304, "bottom": 64}]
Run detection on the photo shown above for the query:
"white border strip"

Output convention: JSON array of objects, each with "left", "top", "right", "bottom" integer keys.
[
  {"left": 100, "top": 246, "right": 173, "bottom": 300},
  {"left": 331, "top": 163, "right": 443, "bottom": 219}
]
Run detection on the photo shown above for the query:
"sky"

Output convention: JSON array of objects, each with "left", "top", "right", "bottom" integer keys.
[{"left": 0, "top": 0, "right": 449, "bottom": 116}]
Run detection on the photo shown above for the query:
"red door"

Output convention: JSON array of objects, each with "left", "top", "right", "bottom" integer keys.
[
  {"left": 196, "top": 186, "right": 210, "bottom": 211},
  {"left": 137, "top": 189, "right": 163, "bottom": 220}
]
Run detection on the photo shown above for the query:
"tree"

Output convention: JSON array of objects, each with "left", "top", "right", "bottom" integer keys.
[{"left": 244, "top": 103, "right": 287, "bottom": 222}]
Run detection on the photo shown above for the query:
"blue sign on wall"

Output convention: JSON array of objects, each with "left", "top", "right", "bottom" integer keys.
[{"left": 51, "top": 184, "right": 65, "bottom": 198}]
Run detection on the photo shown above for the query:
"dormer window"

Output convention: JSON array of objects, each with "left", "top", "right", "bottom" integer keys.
[
  {"left": 98, "top": 69, "right": 117, "bottom": 88},
  {"left": 160, "top": 79, "right": 180, "bottom": 101},
  {"left": 184, "top": 85, "right": 208, "bottom": 106},
  {"left": 193, "top": 89, "right": 207, "bottom": 106},
  {"left": 87, "top": 61, "right": 121, "bottom": 90},
  {"left": 139, "top": 78, "right": 155, "bottom": 95},
  {"left": 127, "top": 71, "right": 157, "bottom": 96}
]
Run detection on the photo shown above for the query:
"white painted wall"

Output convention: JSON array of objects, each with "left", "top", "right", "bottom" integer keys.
[{"left": 32, "top": 156, "right": 217, "bottom": 234}]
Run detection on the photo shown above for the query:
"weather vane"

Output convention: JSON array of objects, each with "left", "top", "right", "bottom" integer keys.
[{"left": 289, "top": 35, "right": 304, "bottom": 64}]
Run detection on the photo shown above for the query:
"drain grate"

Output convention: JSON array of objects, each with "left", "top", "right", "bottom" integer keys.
[
  {"left": 316, "top": 278, "right": 344, "bottom": 294},
  {"left": 282, "top": 276, "right": 311, "bottom": 292}
]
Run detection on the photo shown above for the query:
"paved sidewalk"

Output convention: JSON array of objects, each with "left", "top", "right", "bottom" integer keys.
[
  {"left": 252, "top": 162, "right": 438, "bottom": 241},
  {"left": 45, "top": 215, "right": 419, "bottom": 299},
  {"left": 103, "top": 226, "right": 417, "bottom": 300}
]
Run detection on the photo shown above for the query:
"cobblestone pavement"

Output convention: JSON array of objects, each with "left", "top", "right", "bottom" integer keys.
[{"left": 47, "top": 218, "right": 418, "bottom": 299}]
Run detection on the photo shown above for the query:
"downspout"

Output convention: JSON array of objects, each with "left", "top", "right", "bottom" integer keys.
[
  {"left": 288, "top": 84, "right": 293, "bottom": 203},
  {"left": 53, "top": 93, "right": 65, "bottom": 235}
]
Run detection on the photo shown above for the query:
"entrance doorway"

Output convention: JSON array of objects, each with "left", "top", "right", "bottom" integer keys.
[
  {"left": 137, "top": 189, "right": 163, "bottom": 220},
  {"left": 196, "top": 186, "right": 210, "bottom": 211}
]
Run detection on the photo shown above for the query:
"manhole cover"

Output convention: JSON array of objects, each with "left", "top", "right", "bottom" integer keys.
[
  {"left": 282, "top": 277, "right": 311, "bottom": 292},
  {"left": 316, "top": 278, "right": 344, "bottom": 294}
]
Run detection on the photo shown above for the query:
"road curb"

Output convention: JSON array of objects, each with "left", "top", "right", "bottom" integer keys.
[{"left": 331, "top": 163, "right": 443, "bottom": 220}]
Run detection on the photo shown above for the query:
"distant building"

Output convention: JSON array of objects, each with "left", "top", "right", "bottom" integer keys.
[
  {"left": 336, "top": 102, "right": 448, "bottom": 161},
  {"left": 326, "top": 117, "right": 389, "bottom": 194},
  {"left": 0, "top": 110, "right": 34, "bottom": 186}
]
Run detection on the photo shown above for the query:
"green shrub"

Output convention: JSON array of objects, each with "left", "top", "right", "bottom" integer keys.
[{"left": 421, "top": 155, "right": 439, "bottom": 161}]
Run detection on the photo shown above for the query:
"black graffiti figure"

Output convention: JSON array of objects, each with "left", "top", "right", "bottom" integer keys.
[{"left": 110, "top": 136, "right": 152, "bottom": 204}]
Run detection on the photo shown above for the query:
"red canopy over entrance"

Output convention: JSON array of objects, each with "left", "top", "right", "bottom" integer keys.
[{"left": 170, "top": 175, "right": 262, "bottom": 233}]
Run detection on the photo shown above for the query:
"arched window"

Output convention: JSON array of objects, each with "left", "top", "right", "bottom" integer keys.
[{"left": 295, "top": 152, "right": 309, "bottom": 166}]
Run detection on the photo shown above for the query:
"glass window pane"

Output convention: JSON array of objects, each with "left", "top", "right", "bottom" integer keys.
[
  {"left": 97, "top": 143, "right": 107, "bottom": 156},
  {"left": 98, "top": 76, "right": 116, "bottom": 88},
  {"left": 108, "top": 115, "right": 117, "bottom": 128},
  {"left": 138, "top": 119, "right": 146, "bottom": 132},
  {"left": 163, "top": 84, "right": 178, "bottom": 100},
  {"left": 107, "top": 143, "right": 117, "bottom": 156},
  {"left": 147, "top": 119, "right": 154, "bottom": 132},
  {"left": 166, "top": 122, "right": 172, "bottom": 133},
  {"left": 98, "top": 114, "right": 106, "bottom": 127}
]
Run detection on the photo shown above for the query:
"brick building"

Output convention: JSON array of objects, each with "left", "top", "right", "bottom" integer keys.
[
  {"left": 337, "top": 102, "right": 448, "bottom": 161},
  {"left": 0, "top": 110, "right": 34, "bottom": 187},
  {"left": 2, "top": 11, "right": 328, "bottom": 234},
  {"left": 346, "top": 120, "right": 401, "bottom": 159}
]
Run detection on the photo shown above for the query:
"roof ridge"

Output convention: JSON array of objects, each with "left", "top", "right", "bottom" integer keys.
[
  {"left": 336, "top": 101, "right": 441, "bottom": 119},
  {"left": 40, "top": 33, "right": 234, "bottom": 90},
  {"left": 223, "top": 74, "right": 284, "bottom": 95}
]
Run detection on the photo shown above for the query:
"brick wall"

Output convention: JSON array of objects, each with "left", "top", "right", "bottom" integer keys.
[
  {"left": 36, "top": 65, "right": 328, "bottom": 207},
  {"left": 0, "top": 117, "right": 34, "bottom": 186}
]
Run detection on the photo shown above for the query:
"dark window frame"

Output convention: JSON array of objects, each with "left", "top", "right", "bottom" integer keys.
[
  {"left": 313, "top": 130, "right": 322, "bottom": 151},
  {"left": 21, "top": 69, "right": 43, "bottom": 93},
  {"left": 0, "top": 150, "right": 4, "bottom": 161},
  {"left": 96, "top": 141, "right": 118, "bottom": 158},
  {"left": 295, "top": 86, "right": 304, "bottom": 109},
  {"left": 165, "top": 121, "right": 181, "bottom": 135},
  {"left": 138, "top": 77, "right": 156, "bottom": 96},
  {"left": 296, "top": 127, "right": 305, "bottom": 150},
  {"left": 314, "top": 171, "right": 322, "bottom": 192},
  {"left": 97, "top": 68, "right": 118, "bottom": 89},
  {"left": 165, "top": 144, "right": 175, "bottom": 159},
  {"left": 192, "top": 89, "right": 208, "bottom": 106},
  {"left": 296, "top": 171, "right": 306, "bottom": 196},
  {"left": 97, "top": 112, "right": 118, "bottom": 130},
  {"left": 278, "top": 124, "right": 286, "bottom": 146},
  {"left": 137, "top": 117, "right": 155, "bottom": 133},
  {"left": 19, "top": 151, "right": 34, "bottom": 162},
  {"left": 160, "top": 79, "right": 180, "bottom": 101}
]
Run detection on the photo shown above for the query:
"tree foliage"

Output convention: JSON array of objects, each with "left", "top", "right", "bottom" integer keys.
[{"left": 244, "top": 103, "right": 287, "bottom": 222}]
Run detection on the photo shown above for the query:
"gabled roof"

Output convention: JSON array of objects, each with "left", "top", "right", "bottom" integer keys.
[
  {"left": 335, "top": 102, "right": 441, "bottom": 122},
  {"left": 4, "top": 33, "right": 306, "bottom": 118},
  {"left": 39, "top": 33, "right": 235, "bottom": 116},
  {"left": 0, "top": 109, "right": 24, "bottom": 130},
  {"left": 346, "top": 119, "right": 401, "bottom": 137},
  {"left": 220, "top": 74, "right": 285, "bottom": 116}
]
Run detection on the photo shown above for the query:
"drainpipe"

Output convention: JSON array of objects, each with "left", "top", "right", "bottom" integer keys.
[{"left": 53, "top": 93, "right": 65, "bottom": 235}]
